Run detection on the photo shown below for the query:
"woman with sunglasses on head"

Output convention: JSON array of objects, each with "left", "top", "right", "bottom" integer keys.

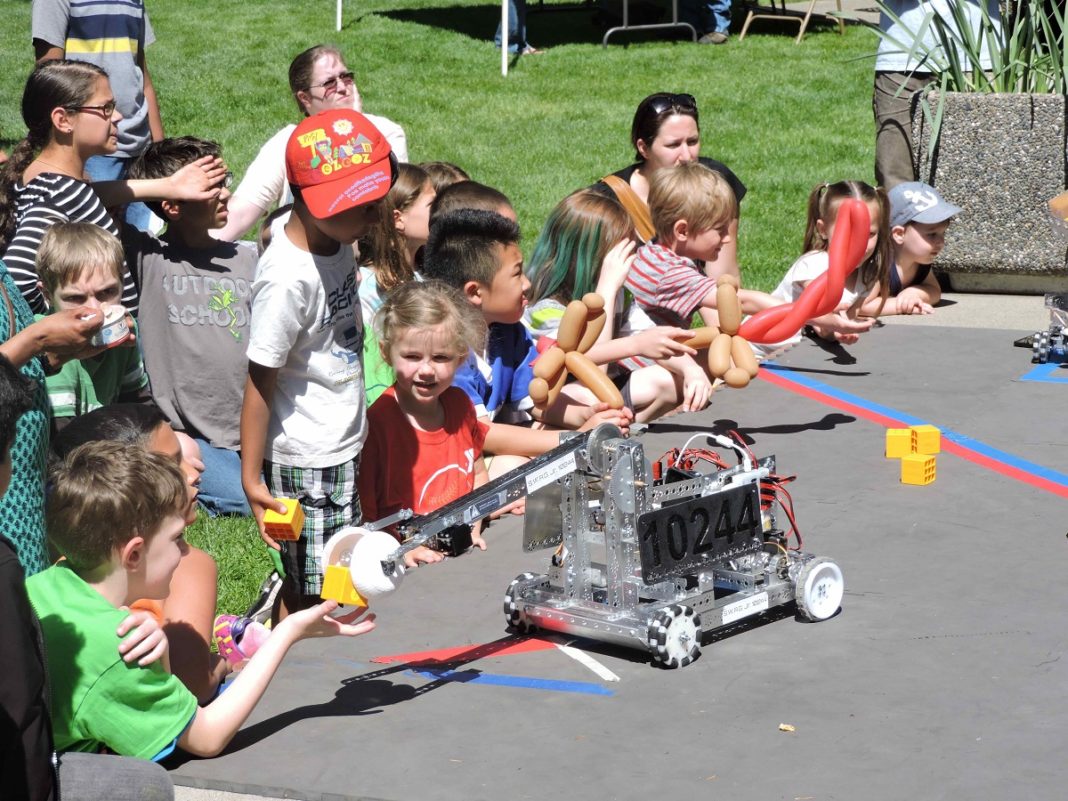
[
  {"left": 214, "top": 44, "right": 408, "bottom": 242},
  {"left": 0, "top": 60, "right": 225, "bottom": 314},
  {"left": 593, "top": 92, "right": 746, "bottom": 281}
]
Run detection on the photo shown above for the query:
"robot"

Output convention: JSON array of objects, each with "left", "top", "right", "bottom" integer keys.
[
  {"left": 1031, "top": 293, "right": 1068, "bottom": 364},
  {"left": 322, "top": 425, "right": 844, "bottom": 669}
]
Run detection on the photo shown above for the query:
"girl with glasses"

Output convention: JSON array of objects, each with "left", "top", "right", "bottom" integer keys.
[
  {"left": 214, "top": 44, "right": 409, "bottom": 242},
  {"left": 0, "top": 60, "right": 225, "bottom": 315},
  {"left": 592, "top": 92, "right": 747, "bottom": 283}
]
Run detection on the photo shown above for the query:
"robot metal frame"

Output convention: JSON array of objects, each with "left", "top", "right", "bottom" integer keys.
[{"left": 327, "top": 424, "right": 844, "bottom": 669}]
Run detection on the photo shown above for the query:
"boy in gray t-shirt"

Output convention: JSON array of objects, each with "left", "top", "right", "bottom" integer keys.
[{"left": 126, "top": 137, "right": 254, "bottom": 515}]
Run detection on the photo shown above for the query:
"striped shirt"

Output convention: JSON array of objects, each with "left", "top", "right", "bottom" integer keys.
[
  {"left": 1, "top": 173, "right": 136, "bottom": 314},
  {"left": 625, "top": 242, "right": 717, "bottom": 328}
]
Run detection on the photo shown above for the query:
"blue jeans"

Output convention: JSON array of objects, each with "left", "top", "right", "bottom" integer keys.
[
  {"left": 194, "top": 438, "right": 251, "bottom": 516},
  {"left": 84, "top": 154, "right": 154, "bottom": 232},
  {"left": 681, "top": 0, "right": 731, "bottom": 35},
  {"left": 494, "top": 0, "right": 529, "bottom": 52}
]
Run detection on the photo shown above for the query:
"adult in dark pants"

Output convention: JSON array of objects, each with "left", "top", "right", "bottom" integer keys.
[{"left": 873, "top": 1, "right": 1001, "bottom": 189}]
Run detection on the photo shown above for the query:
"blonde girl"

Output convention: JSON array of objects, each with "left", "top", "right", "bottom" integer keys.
[
  {"left": 770, "top": 180, "right": 891, "bottom": 344},
  {"left": 357, "top": 281, "right": 490, "bottom": 551}
]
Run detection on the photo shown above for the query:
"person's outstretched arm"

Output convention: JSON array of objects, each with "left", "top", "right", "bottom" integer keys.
[{"left": 178, "top": 601, "right": 375, "bottom": 757}]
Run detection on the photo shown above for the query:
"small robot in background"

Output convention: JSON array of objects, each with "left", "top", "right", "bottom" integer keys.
[{"left": 1031, "top": 293, "right": 1068, "bottom": 364}]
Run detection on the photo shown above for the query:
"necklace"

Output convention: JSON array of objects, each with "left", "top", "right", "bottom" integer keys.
[{"left": 32, "top": 158, "right": 79, "bottom": 178}]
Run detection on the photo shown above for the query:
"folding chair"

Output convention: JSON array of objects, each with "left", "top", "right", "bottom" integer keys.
[{"left": 738, "top": 0, "right": 845, "bottom": 44}]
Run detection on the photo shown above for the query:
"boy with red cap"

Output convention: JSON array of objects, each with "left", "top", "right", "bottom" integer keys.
[{"left": 240, "top": 109, "right": 398, "bottom": 618}]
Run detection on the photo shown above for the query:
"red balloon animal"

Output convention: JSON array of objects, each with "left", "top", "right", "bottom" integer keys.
[{"left": 739, "top": 198, "right": 871, "bottom": 344}]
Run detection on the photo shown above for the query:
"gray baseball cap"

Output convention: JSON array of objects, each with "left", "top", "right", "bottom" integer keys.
[{"left": 889, "top": 182, "right": 962, "bottom": 228}]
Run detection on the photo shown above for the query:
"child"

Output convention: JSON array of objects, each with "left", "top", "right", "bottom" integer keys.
[
  {"left": 525, "top": 189, "right": 702, "bottom": 422},
  {"left": 869, "top": 181, "right": 960, "bottom": 316},
  {"left": 0, "top": 59, "right": 225, "bottom": 314},
  {"left": 358, "top": 281, "right": 488, "bottom": 550},
  {"left": 28, "top": 441, "right": 376, "bottom": 760},
  {"left": 0, "top": 357, "right": 174, "bottom": 800},
  {"left": 418, "top": 160, "right": 469, "bottom": 195},
  {"left": 422, "top": 208, "right": 632, "bottom": 477},
  {"left": 626, "top": 162, "right": 772, "bottom": 409},
  {"left": 240, "top": 109, "right": 400, "bottom": 616},
  {"left": 52, "top": 402, "right": 230, "bottom": 703},
  {"left": 429, "top": 180, "right": 517, "bottom": 224},
  {"left": 125, "top": 136, "right": 257, "bottom": 516},
  {"left": 34, "top": 222, "right": 149, "bottom": 423},
  {"left": 359, "top": 163, "right": 436, "bottom": 404},
  {"left": 772, "top": 180, "right": 891, "bottom": 344}
]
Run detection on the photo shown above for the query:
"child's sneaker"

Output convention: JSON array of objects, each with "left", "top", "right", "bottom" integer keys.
[{"left": 213, "top": 614, "right": 270, "bottom": 666}]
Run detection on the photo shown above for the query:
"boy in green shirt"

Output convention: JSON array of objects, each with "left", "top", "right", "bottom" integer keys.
[
  {"left": 28, "top": 441, "right": 376, "bottom": 760},
  {"left": 34, "top": 222, "right": 148, "bottom": 423}
]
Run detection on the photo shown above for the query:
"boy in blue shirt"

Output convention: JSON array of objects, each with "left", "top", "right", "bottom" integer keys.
[{"left": 422, "top": 209, "right": 631, "bottom": 478}]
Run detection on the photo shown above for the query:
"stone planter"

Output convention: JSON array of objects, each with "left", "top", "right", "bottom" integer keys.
[{"left": 913, "top": 91, "right": 1068, "bottom": 292}]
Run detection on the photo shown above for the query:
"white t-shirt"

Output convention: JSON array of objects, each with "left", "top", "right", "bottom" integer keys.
[
  {"left": 771, "top": 250, "right": 870, "bottom": 307},
  {"left": 247, "top": 227, "right": 366, "bottom": 468},
  {"left": 233, "top": 112, "right": 408, "bottom": 213},
  {"left": 876, "top": 1, "right": 1000, "bottom": 73}
]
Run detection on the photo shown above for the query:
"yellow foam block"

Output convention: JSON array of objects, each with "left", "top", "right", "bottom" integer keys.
[
  {"left": 320, "top": 564, "right": 368, "bottom": 608},
  {"left": 263, "top": 499, "right": 304, "bottom": 541},
  {"left": 886, "top": 428, "right": 913, "bottom": 458},
  {"left": 910, "top": 424, "right": 941, "bottom": 455},
  {"left": 901, "top": 453, "right": 936, "bottom": 485}
]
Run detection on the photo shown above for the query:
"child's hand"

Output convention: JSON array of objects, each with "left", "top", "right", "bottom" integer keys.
[
  {"left": 168, "top": 156, "right": 227, "bottom": 202},
  {"left": 896, "top": 289, "right": 934, "bottom": 315},
  {"left": 470, "top": 529, "right": 487, "bottom": 551},
  {"left": 284, "top": 600, "right": 376, "bottom": 641},
  {"left": 402, "top": 544, "right": 445, "bottom": 567},
  {"left": 634, "top": 326, "right": 699, "bottom": 360},
  {"left": 245, "top": 484, "right": 288, "bottom": 550},
  {"left": 578, "top": 402, "right": 634, "bottom": 435},
  {"left": 680, "top": 361, "right": 713, "bottom": 412},
  {"left": 595, "top": 239, "right": 637, "bottom": 294},
  {"left": 116, "top": 607, "right": 168, "bottom": 667}
]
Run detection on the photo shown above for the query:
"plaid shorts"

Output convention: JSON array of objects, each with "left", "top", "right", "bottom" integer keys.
[{"left": 264, "top": 456, "right": 361, "bottom": 596}]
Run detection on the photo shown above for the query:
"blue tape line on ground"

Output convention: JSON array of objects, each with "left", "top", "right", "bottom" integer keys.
[
  {"left": 407, "top": 668, "right": 614, "bottom": 696},
  {"left": 762, "top": 364, "right": 1068, "bottom": 489},
  {"left": 1020, "top": 362, "right": 1068, "bottom": 383}
]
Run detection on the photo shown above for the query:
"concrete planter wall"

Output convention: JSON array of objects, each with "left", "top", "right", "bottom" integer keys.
[{"left": 913, "top": 91, "right": 1068, "bottom": 292}]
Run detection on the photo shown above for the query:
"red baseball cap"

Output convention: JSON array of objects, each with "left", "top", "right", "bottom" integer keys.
[{"left": 285, "top": 109, "right": 394, "bottom": 219}]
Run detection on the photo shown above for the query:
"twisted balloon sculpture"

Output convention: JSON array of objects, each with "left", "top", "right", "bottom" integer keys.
[{"left": 739, "top": 197, "right": 871, "bottom": 344}]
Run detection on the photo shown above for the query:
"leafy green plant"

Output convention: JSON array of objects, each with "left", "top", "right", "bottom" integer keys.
[{"left": 869, "top": 1, "right": 1065, "bottom": 154}]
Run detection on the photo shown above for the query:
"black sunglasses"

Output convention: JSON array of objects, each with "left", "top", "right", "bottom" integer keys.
[{"left": 647, "top": 93, "right": 698, "bottom": 116}]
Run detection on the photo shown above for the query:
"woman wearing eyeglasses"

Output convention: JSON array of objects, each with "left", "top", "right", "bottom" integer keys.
[
  {"left": 214, "top": 44, "right": 408, "bottom": 243},
  {"left": 0, "top": 60, "right": 224, "bottom": 315},
  {"left": 594, "top": 92, "right": 746, "bottom": 281}
]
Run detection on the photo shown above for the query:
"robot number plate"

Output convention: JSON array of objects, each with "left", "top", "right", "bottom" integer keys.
[{"left": 638, "top": 482, "right": 761, "bottom": 584}]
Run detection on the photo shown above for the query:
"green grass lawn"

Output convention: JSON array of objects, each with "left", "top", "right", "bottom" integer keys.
[{"left": 0, "top": 0, "right": 880, "bottom": 613}]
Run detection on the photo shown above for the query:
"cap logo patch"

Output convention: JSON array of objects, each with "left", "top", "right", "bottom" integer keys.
[
  {"left": 296, "top": 128, "right": 376, "bottom": 177},
  {"left": 903, "top": 188, "right": 938, "bottom": 213}
]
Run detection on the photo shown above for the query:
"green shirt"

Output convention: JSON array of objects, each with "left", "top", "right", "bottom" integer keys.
[
  {"left": 26, "top": 564, "right": 198, "bottom": 760},
  {"left": 34, "top": 314, "right": 148, "bottom": 418}
]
